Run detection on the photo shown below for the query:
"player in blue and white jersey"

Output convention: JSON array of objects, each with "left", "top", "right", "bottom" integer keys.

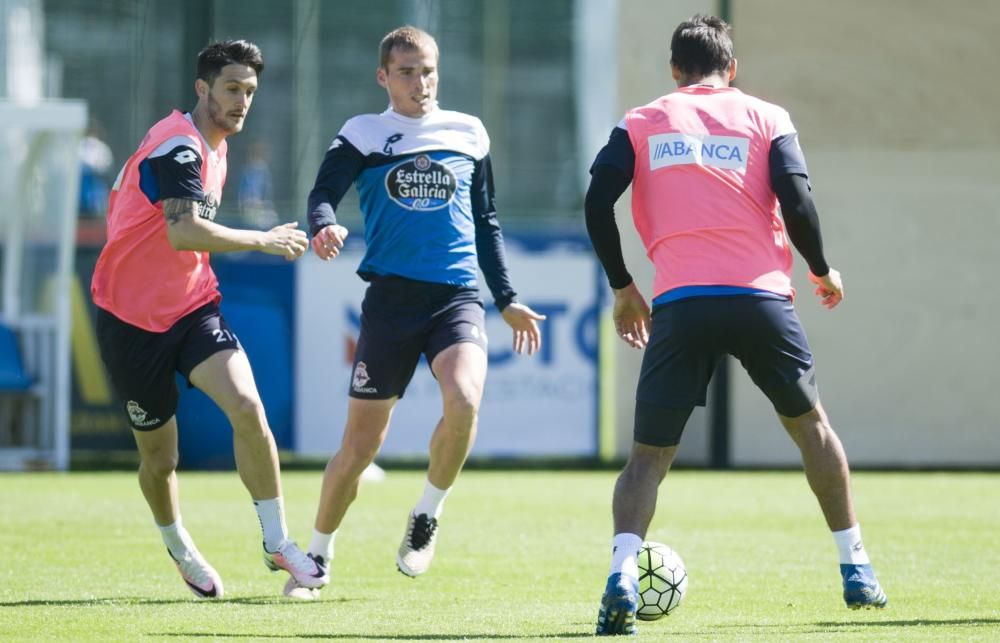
[{"left": 290, "top": 26, "right": 545, "bottom": 595}]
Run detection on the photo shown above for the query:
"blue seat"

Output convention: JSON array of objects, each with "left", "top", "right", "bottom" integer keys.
[{"left": 0, "top": 324, "right": 33, "bottom": 392}]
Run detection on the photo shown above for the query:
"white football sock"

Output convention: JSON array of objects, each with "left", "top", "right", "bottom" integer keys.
[
  {"left": 609, "top": 533, "right": 643, "bottom": 581},
  {"left": 414, "top": 479, "right": 451, "bottom": 519},
  {"left": 253, "top": 497, "right": 290, "bottom": 552},
  {"left": 833, "top": 524, "right": 871, "bottom": 564},
  {"left": 308, "top": 528, "right": 337, "bottom": 563},
  {"left": 158, "top": 518, "right": 197, "bottom": 559}
]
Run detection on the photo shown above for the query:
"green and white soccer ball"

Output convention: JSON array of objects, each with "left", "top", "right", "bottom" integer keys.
[{"left": 636, "top": 541, "right": 687, "bottom": 620}]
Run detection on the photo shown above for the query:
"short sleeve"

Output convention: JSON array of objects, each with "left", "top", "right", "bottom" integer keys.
[
  {"left": 139, "top": 135, "right": 205, "bottom": 203},
  {"left": 589, "top": 124, "right": 635, "bottom": 180},
  {"left": 769, "top": 110, "right": 809, "bottom": 182}
]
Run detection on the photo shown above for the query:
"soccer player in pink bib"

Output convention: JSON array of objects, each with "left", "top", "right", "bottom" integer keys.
[
  {"left": 585, "top": 15, "right": 887, "bottom": 635},
  {"left": 91, "top": 40, "right": 324, "bottom": 599}
]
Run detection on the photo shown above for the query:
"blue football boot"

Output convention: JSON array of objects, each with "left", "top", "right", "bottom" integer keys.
[
  {"left": 841, "top": 563, "right": 888, "bottom": 609},
  {"left": 596, "top": 572, "right": 639, "bottom": 636}
]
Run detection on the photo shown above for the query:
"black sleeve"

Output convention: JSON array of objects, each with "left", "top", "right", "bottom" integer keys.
[
  {"left": 585, "top": 163, "right": 634, "bottom": 290},
  {"left": 144, "top": 145, "right": 205, "bottom": 203},
  {"left": 471, "top": 154, "right": 517, "bottom": 311},
  {"left": 589, "top": 126, "right": 635, "bottom": 181},
  {"left": 772, "top": 173, "right": 830, "bottom": 277},
  {"left": 307, "top": 136, "right": 365, "bottom": 237}
]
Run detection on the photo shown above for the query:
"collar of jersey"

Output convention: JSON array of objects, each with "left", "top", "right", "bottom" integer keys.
[
  {"left": 181, "top": 111, "right": 221, "bottom": 159},
  {"left": 382, "top": 104, "right": 441, "bottom": 125},
  {"left": 679, "top": 85, "right": 741, "bottom": 95}
]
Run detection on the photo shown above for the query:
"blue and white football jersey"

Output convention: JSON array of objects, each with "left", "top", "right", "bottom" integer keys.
[{"left": 308, "top": 107, "right": 515, "bottom": 308}]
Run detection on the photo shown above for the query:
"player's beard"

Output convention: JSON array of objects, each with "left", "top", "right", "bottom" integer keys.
[{"left": 206, "top": 93, "right": 243, "bottom": 135}]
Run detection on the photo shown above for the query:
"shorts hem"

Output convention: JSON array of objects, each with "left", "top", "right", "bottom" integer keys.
[
  {"left": 348, "top": 391, "right": 403, "bottom": 401},
  {"left": 129, "top": 416, "right": 172, "bottom": 432},
  {"left": 427, "top": 337, "right": 488, "bottom": 367},
  {"left": 632, "top": 432, "right": 682, "bottom": 448},
  {"left": 635, "top": 396, "right": 705, "bottom": 410},
  {"left": 178, "top": 343, "right": 242, "bottom": 381}
]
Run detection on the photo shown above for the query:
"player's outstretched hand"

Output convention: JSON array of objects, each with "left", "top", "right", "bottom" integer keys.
[
  {"left": 613, "top": 282, "right": 650, "bottom": 349},
  {"left": 263, "top": 221, "right": 309, "bottom": 260},
  {"left": 311, "top": 224, "right": 350, "bottom": 261},
  {"left": 501, "top": 302, "right": 546, "bottom": 356},
  {"left": 809, "top": 268, "right": 844, "bottom": 309}
]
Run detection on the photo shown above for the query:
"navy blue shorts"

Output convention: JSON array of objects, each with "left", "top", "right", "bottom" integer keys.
[
  {"left": 96, "top": 302, "right": 241, "bottom": 430},
  {"left": 635, "top": 295, "right": 818, "bottom": 446},
  {"left": 350, "top": 276, "right": 487, "bottom": 400}
]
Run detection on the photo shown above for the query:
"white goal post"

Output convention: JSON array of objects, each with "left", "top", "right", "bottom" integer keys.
[{"left": 0, "top": 100, "right": 86, "bottom": 470}]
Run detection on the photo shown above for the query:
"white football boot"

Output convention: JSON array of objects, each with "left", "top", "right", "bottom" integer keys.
[
  {"left": 282, "top": 555, "right": 329, "bottom": 600},
  {"left": 168, "top": 547, "right": 224, "bottom": 599},
  {"left": 263, "top": 540, "right": 329, "bottom": 589},
  {"left": 396, "top": 512, "right": 439, "bottom": 577}
]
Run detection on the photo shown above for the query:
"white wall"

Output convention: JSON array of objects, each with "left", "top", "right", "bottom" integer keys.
[
  {"left": 730, "top": 0, "right": 1000, "bottom": 466},
  {"left": 612, "top": 0, "right": 1000, "bottom": 466}
]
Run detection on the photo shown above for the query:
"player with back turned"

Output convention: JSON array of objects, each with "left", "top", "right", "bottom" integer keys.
[
  {"left": 91, "top": 40, "right": 326, "bottom": 599},
  {"left": 584, "top": 15, "right": 888, "bottom": 635}
]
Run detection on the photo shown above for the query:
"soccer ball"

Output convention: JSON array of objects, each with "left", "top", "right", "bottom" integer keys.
[{"left": 636, "top": 541, "right": 687, "bottom": 620}]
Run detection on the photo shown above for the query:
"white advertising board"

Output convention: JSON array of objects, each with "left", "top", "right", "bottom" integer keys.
[{"left": 294, "top": 243, "right": 599, "bottom": 458}]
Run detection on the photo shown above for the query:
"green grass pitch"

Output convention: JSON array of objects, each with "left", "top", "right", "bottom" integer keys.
[{"left": 1, "top": 470, "right": 998, "bottom": 640}]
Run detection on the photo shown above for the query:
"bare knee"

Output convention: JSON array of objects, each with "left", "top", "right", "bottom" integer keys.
[
  {"left": 338, "top": 418, "right": 387, "bottom": 475},
  {"left": 782, "top": 404, "right": 825, "bottom": 433},
  {"left": 334, "top": 440, "right": 379, "bottom": 480},
  {"left": 140, "top": 449, "right": 178, "bottom": 480},
  {"left": 622, "top": 444, "right": 676, "bottom": 484},
  {"left": 442, "top": 391, "right": 479, "bottom": 432},
  {"left": 781, "top": 404, "right": 844, "bottom": 451},
  {"left": 226, "top": 394, "right": 268, "bottom": 434}
]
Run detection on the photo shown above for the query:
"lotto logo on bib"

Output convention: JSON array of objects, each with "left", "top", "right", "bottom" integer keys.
[{"left": 385, "top": 154, "right": 457, "bottom": 211}]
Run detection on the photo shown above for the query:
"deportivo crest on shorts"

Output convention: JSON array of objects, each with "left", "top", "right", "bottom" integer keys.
[
  {"left": 126, "top": 400, "right": 160, "bottom": 427},
  {"left": 352, "top": 361, "right": 377, "bottom": 394},
  {"left": 385, "top": 154, "right": 457, "bottom": 211}
]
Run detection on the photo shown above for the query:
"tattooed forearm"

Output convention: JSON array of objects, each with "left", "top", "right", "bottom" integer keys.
[{"left": 163, "top": 199, "right": 200, "bottom": 225}]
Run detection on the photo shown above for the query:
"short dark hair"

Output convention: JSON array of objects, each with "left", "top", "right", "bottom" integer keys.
[
  {"left": 670, "top": 15, "right": 734, "bottom": 78},
  {"left": 379, "top": 25, "right": 438, "bottom": 69},
  {"left": 196, "top": 39, "right": 264, "bottom": 85}
]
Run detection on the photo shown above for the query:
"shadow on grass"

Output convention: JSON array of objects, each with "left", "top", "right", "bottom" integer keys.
[
  {"left": 702, "top": 617, "right": 1000, "bottom": 632},
  {"left": 150, "top": 634, "right": 592, "bottom": 640},
  {"left": 0, "top": 596, "right": 360, "bottom": 607},
  {"left": 813, "top": 618, "right": 1000, "bottom": 628}
]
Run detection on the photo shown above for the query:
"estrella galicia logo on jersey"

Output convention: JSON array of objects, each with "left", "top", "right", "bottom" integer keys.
[
  {"left": 200, "top": 191, "right": 220, "bottom": 222},
  {"left": 383, "top": 132, "right": 404, "bottom": 155},
  {"left": 385, "top": 154, "right": 457, "bottom": 211}
]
